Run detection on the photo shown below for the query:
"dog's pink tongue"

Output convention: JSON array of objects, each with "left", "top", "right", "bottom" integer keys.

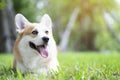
[{"left": 39, "top": 47, "right": 48, "bottom": 58}]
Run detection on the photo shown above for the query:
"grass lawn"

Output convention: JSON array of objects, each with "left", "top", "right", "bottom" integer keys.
[{"left": 0, "top": 52, "right": 120, "bottom": 80}]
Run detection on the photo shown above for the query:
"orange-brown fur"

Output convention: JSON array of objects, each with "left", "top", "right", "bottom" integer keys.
[
  {"left": 13, "top": 32, "right": 23, "bottom": 68},
  {"left": 13, "top": 24, "right": 35, "bottom": 68}
]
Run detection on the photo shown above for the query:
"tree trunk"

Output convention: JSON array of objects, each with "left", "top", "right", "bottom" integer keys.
[
  {"left": 79, "top": 31, "right": 96, "bottom": 51},
  {"left": 59, "top": 7, "right": 79, "bottom": 51},
  {"left": 103, "top": 12, "right": 120, "bottom": 45},
  {"left": 74, "top": 14, "right": 97, "bottom": 51},
  {"left": 0, "top": 0, "right": 16, "bottom": 53}
]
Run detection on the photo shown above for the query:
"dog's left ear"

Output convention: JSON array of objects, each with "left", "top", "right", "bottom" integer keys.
[
  {"left": 15, "top": 13, "right": 30, "bottom": 33},
  {"left": 41, "top": 14, "right": 52, "bottom": 28}
]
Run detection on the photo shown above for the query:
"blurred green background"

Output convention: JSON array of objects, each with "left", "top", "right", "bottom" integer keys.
[{"left": 0, "top": 0, "right": 120, "bottom": 53}]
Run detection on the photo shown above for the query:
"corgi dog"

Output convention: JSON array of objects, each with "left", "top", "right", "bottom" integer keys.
[{"left": 13, "top": 13, "right": 59, "bottom": 74}]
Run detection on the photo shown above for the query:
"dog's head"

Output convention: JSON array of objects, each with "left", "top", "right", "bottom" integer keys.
[{"left": 15, "top": 14, "right": 54, "bottom": 58}]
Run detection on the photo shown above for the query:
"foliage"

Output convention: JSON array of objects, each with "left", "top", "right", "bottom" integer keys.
[
  {"left": 39, "top": 0, "right": 120, "bottom": 51},
  {"left": 12, "top": 0, "right": 38, "bottom": 21},
  {"left": 11, "top": 0, "right": 120, "bottom": 51},
  {"left": 74, "top": 0, "right": 118, "bottom": 51},
  {"left": 0, "top": 52, "right": 120, "bottom": 80},
  {"left": 0, "top": 1, "right": 6, "bottom": 9}
]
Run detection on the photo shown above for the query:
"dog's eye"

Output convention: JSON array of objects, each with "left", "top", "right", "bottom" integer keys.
[
  {"left": 32, "top": 30, "right": 38, "bottom": 35},
  {"left": 45, "top": 31, "right": 49, "bottom": 34}
]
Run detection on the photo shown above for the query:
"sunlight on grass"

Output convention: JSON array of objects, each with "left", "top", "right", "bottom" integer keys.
[{"left": 0, "top": 52, "right": 120, "bottom": 80}]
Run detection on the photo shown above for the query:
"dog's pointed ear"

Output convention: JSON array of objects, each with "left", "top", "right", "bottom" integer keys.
[
  {"left": 41, "top": 14, "right": 52, "bottom": 28},
  {"left": 15, "top": 14, "right": 30, "bottom": 33}
]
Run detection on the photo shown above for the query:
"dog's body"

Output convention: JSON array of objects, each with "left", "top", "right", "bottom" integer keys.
[{"left": 13, "top": 14, "right": 59, "bottom": 74}]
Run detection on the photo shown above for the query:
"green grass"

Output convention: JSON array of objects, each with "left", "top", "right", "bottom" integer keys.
[{"left": 0, "top": 52, "right": 120, "bottom": 80}]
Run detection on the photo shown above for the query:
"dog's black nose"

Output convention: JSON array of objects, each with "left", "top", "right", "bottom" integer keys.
[{"left": 42, "top": 37, "right": 49, "bottom": 43}]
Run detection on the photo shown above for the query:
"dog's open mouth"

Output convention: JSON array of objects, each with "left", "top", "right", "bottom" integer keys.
[{"left": 29, "top": 41, "right": 48, "bottom": 58}]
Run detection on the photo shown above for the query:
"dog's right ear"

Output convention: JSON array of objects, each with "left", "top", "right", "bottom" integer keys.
[{"left": 15, "top": 14, "right": 30, "bottom": 33}]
